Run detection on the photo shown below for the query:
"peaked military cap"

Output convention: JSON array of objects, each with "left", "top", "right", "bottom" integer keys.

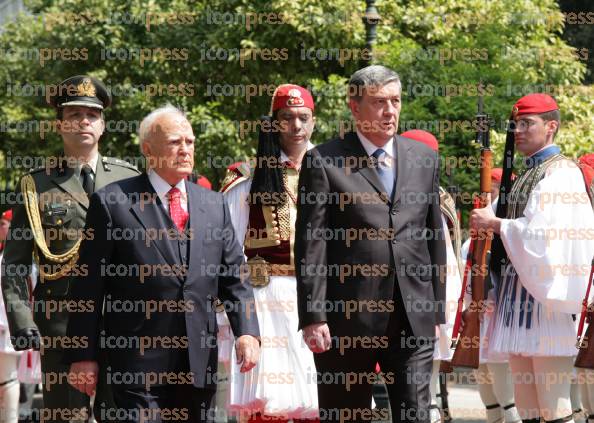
[{"left": 48, "top": 75, "right": 111, "bottom": 110}]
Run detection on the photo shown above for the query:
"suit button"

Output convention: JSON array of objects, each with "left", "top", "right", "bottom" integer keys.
[
  {"left": 392, "top": 239, "right": 397, "bottom": 244},
  {"left": 46, "top": 289, "right": 51, "bottom": 295},
  {"left": 391, "top": 209, "right": 396, "bottom": 215}
]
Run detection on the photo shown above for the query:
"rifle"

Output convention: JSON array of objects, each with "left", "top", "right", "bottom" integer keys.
[
  {"left": 446, "top": 164, "right": 461, "bottom": 226},
  {"left": 574, "top": 161, "right": 594, "bottom": 369},
  {"left": 575, "top": 260, "right": 594, "bottom": 369},
  {"left": 438, "top": 372, "right": 452, "bottom": 422},
  {"left": 450, "top": 96, "right": 493, "bottom": 368}
]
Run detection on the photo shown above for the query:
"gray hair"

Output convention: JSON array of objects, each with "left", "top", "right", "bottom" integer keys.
[
  {"left": 138, "top": 103, "right": 187, "bottom": 152},
  {"left": 347, "top": 65, "right": 401, "bottom": 102}
]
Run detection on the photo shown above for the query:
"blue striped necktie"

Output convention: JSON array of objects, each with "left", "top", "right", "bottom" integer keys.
[{"left": 372, "top": 148, "right": 395, "bottom": 198}]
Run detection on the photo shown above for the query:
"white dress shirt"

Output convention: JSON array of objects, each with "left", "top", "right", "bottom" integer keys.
[
  {"left": 280, "top": 141, "right": 315, "bottom": 165},
  {"left": 357, "top": 130, "right": 395, "bottom": 169},
  {"left": 147, "top": 170, "right": 188, "bottom": 213}
]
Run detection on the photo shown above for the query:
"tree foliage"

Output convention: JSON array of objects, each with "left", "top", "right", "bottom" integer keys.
[{"left": 0, "top": 0, "right": 591, "bottom": 214}]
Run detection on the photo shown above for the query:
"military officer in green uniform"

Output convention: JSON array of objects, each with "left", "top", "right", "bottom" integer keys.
[{"left": 1, "top": 75, "right": 140, "bottom": 422}]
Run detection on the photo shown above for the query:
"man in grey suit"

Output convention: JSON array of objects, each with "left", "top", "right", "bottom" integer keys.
[{"left": 295, "top": 65, "right": 446, "bottom": 422}]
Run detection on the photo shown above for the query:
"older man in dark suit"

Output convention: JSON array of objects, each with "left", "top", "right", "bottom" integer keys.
[
  {"left": 295, "top": 65, "right": 446, "bottom": 422},
  {"left": 64, "top": 104, "right": 260, "bottom": 423}
]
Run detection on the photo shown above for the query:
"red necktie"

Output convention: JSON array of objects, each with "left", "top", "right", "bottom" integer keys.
[{"left": 168, "top": 187, "right": 188, "bottom": 232}]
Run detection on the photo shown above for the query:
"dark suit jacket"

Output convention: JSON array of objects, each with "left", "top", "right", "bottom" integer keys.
[
  {"left": 64, "top": 173, "right": 259, "bottom": 389},
  {"left": 295, "top": 132, "right": 446, "bottom": 341}
]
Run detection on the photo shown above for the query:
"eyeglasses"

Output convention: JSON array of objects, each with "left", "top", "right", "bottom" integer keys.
[{"left": 512, "top": 119, "right": 539, "bottom": 132}]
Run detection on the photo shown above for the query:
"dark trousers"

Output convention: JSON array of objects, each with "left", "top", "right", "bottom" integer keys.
[
  {"left": 39, "top": 349, "right": 90, "bottom": 423},
  {"left": 314, "top": 301, "right": 434, "bottom": 423},
  {"left": 111, "top": 384, "right": 215, "bottom": 423},
  {"left": 38, "top": 349, "right": 117, "bottom": 423}
]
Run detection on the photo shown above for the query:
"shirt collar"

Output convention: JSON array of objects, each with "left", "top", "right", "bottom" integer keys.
[
  {"left": 525, "top": 144, "right": 561, "bottom": 169},
  {"left": 356, "top": 130, "right": 394, "bottom": 158},
  {"left": 73, "top": 153, "right": 99, "bottom": 178},
  {"left": 87, "top": 154, "right": 99, "bottom": 173},
  {"left": 280, "top": 141, "right": 315, "bottom": 165},
  {"left": 148, "top": 169, "right": 187, "bottom": 202}
]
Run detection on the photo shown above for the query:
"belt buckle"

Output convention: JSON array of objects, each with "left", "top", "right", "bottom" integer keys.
[{"left": 247, "top": 255, "right": 270, "bottom": 288}]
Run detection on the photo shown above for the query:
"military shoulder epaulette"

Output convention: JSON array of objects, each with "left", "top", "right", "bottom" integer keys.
[
  {"left": 103, "top": 157, "right": 141, "bottom": 173},
  {"left": 220, "top": 162, "right": 252, "bottom": 193},
  {"left": 27, "top": 166, "right": 47, "bottom": 175}
]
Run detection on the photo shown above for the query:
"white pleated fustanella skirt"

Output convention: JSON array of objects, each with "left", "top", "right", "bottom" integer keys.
[
  {"left": 226, "top": 275, "right": 319, "bottom": 419},
  {"left": 488, "top": 264, "right": 578, "bottom": 358}
]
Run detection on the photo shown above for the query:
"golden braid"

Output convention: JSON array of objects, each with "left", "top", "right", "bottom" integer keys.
[{"left": 21, "top": 174, "right": 81, "bottom": 281}]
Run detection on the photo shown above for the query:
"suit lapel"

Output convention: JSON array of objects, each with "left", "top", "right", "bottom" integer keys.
[
  {"left": 186, "top": 181, "right": 206, "bottom": 285},
  {"left": 51, "top": 165, "right": 89, "bottom": 209},
  {"left": 343, "top": 132, "right": 390, "bottom": 205},
  {"left": 129, "top": 174, "right": 181, "bottom": 281},
  {"left": 393, "top": 135, "right": 413, "bottom": 206}
]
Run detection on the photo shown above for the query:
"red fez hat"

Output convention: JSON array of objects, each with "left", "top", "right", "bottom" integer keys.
[
  {"left": 195, "top": 175, "right": 212, "bottom": 190},
  {"left": 491, "top": 168, "right": 503, "bottom": 183},
  {"left": 1, "top": 210, "right": 13, "bottom": 222},
  {"left": 401, "top": 129, "right": 439, "bottom": 152},
  {"left": 490, "top": 168, "right": 516, "bottom": 183},
  {"left": 187, "top": 173, "right": 213, "bottom": 190},
  {"left": 579, "top": 153, "right": 594, "bottom": 169},
  {"left": 512, "top": 93, "right": 558, "bottom": 119},
  {"left": 228, "top": 162, "right": 242, "bottom": 170},
  {"left": 270, "top": 84, "right": 314, "bottom": 115}
]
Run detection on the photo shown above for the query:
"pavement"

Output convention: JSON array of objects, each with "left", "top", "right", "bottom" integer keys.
[
  {"left": 23, "top": 367, "right": 592, "bottom": 423},
  {"left": 22, "top": 370, "right": 488, "bottom": 423},
  {"left": 369, "top": 368, "right": 486, "bottom": 422},
  {"left": 447, "top": 382, "right": 486, "bottom": 422}
]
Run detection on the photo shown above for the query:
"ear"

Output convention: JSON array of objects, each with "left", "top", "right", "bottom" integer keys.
[
  {"left": 141, "top": 140, "right": 151, "bottom": 157},
  {"left": 141, "top": 140, "right": 154, "bottom": 168},
  {"left": 546, "top": 119, "right": 559, "bottom": 135},
  {"left": 348, "top": 98, "right": 360, "bottom": 119}
]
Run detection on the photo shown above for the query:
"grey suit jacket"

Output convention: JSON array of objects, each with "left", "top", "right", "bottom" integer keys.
[{"left": 295, "top": 132, "right": 446, "bottom": 340}]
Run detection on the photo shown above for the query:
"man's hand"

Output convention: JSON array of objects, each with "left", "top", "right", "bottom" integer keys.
[
  {"left": 302, "top": 322, "right": 331, "bottom": 353},
  {"left": 469, "top": 193, "right": 501, "bottom": 235},
  {"left": 481, "top": 299, "right": 496, "bottom": 323},
  {"left": 235, "top": 335, "right": 260, "bottom": 373},
  {"left": 11, "top": 328, "right": 41, "bottom": 351},
  {"left": 460, "top": 309, "right": 469, "bottom": 330},
  {"left": 68, "top": 361, "right": 98, "bottom": 397}
]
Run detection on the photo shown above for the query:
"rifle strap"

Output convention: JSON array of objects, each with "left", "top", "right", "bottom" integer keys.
[
  {"left": 490, "top": 117, "right": 515, "bottom": 278},
  {"left": 576, "top": 161, "right": 594, "bottom": 343},
  {"left": 451, "top": 197, "right": 480, "bottom": 344}
]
